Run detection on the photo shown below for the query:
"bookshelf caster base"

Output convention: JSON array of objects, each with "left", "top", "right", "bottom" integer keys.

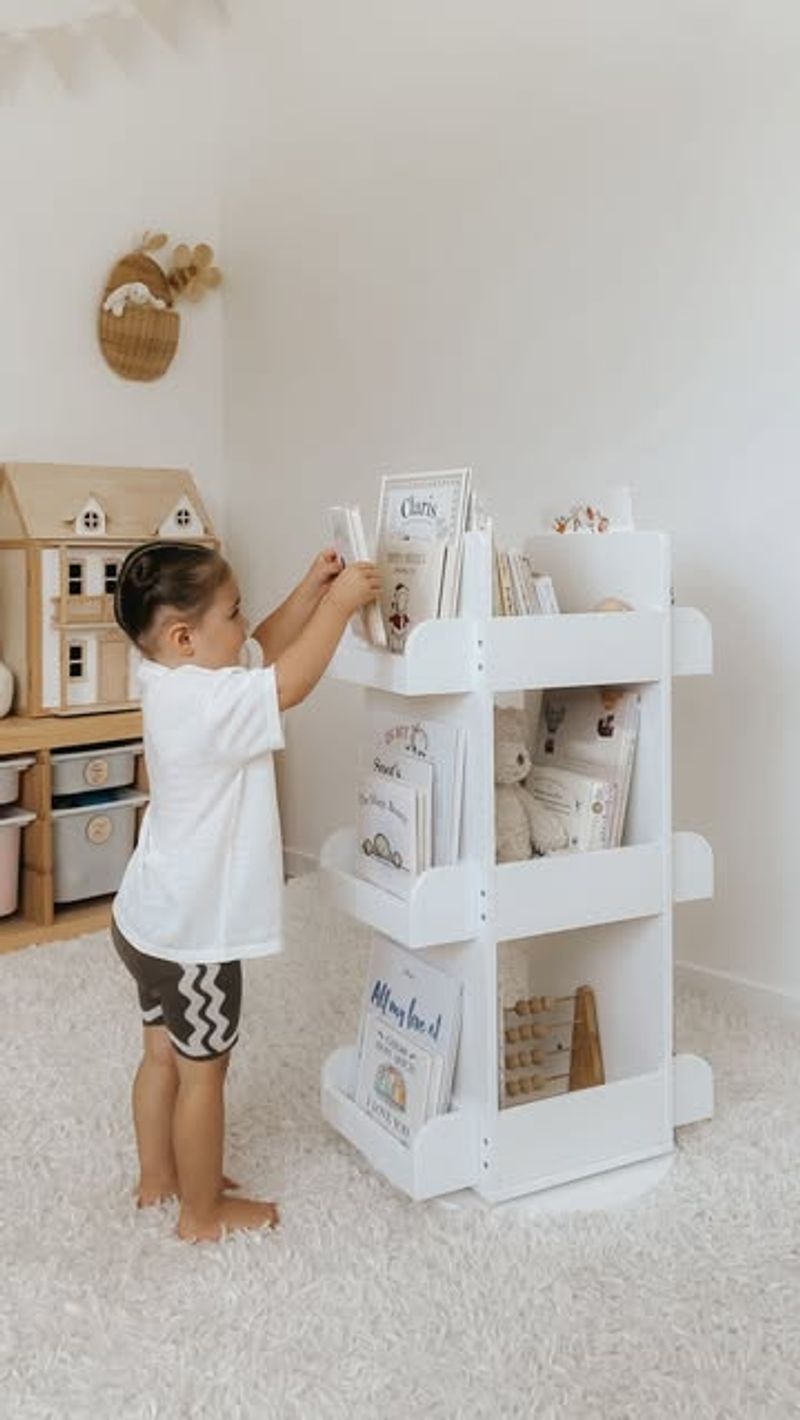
[{"left": 438, "top": 1151, "right": 675, "bottom": 1216}]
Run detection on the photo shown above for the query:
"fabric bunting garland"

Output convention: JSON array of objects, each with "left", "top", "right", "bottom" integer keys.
[{"left": 0, "top": 0, "right": 226, "bottom": 92}]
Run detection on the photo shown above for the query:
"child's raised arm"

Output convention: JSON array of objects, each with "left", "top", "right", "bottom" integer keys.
[
  {"left": 252, "top": 549, "right": 342, "bottom": 664},
  {"left": 274, "top": 562, "right": 382, "bottom": 711}
]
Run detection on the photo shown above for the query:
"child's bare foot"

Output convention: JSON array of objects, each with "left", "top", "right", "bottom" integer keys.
[
  {"left": 137, "top": 1176, "right": 179, "bottom": 1208},
  {"left": 137, "top": 1173, "right": 240, "bottom": 1208},
  {"left": 177, "top": 1195, "right": 280, "bottom": 1243}
]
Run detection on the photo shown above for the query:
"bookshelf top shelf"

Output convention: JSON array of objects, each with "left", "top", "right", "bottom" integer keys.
[{"left": 327, "top": 606, "right": 710, "bottom": 696}]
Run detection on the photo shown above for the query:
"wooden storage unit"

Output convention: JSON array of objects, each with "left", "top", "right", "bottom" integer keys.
[
  {"left": 321, "top": 528, "right": 714, "bottom": 1204},
  {"left": 0, "top": 709, "right": 143, "bottom": 954}
]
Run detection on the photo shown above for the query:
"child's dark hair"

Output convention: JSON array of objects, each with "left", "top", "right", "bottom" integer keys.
[{"left": 114, "top": 541, "right": 231, "bottom": 648}]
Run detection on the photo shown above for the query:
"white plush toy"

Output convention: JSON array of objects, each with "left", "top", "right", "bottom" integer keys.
[
  {"left": 494, "top": 706, "right": 568, "bottom": 863},
  {"left": 102, "top": 281, "right": 168, "bottom": 319}
]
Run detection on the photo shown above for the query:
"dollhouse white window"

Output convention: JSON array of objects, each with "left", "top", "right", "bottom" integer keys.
[
  {"left": 158, "top": 497, "right": 203, "bottom": 538},
  {"left": 104, "top": 561, "right": 119, "bottom": 594},
  {"left": 68, "top": 642, "right": 86, "bottom": 681},
  {"left": 74, "top": 496, "right": 107, "bottom": 538},
  {"left": 67, "top": 562, "right": 84, "bottom": 596}
]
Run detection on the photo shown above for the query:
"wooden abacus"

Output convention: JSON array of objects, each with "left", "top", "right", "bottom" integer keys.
[{"left": 500, "top": 985, "right": 604, "bottom": 1107}]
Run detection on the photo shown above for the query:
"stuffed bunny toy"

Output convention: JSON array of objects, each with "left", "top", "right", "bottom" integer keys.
[{"left": 494, "top": 706, "right": 568, "bottom": 862}]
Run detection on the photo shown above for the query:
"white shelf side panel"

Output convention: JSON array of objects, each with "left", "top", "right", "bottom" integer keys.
[
  {"left": 482, "top": 1069, "right": 672, "bottom": 1203},
  {"left": 673, "top": 1052, "right": 714, "bottom": 1127},
  {"left": 672, "top": 832, "right": 714, "bottom": 903},
  {"left": 320, "top": 827, "right": 480, "bottom": 948},
  {"left": 494, "top": 843, "right": 665, "bottom": 941},
  {"left": 672, "top": 608, "right": 713, "bottom": 677},
  {"left": 321, "top": 1046, "right": 481, "bottom": 1201}
]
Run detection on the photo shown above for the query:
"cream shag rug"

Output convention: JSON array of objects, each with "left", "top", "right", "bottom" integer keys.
[{"left": 1, "top": 875, "right": 799, "bottom": 1420}]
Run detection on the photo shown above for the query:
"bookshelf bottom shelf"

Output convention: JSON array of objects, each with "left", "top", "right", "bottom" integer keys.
[
  {"left": 482, "top": 1068, "right": 674, "bottom": 1203},
  {"left": 321, "top": 1045, "right": 481, "bottom": 1202}
]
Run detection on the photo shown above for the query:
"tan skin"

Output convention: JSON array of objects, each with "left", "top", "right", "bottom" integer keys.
[{"left": 134, "top": 549, "right": 382, "bottom": 1242}]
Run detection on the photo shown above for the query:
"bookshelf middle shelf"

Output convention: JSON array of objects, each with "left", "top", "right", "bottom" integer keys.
[
  {"left": 320, "top": 827, "right": 480, "bottom": 948},
  {"left": 320, "top": 829, "right": 713, "bottom": 949}
]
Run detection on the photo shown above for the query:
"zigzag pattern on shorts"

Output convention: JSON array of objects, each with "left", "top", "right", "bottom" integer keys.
[{"left": 175, "top": 966, "right": 238, "bottom": 1058}]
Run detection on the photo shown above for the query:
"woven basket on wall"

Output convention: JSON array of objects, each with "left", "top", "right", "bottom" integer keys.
[{"left": 98, "top": 252, "right": 180, "bottom": 382}]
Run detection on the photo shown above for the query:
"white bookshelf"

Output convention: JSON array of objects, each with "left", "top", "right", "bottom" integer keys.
[{"left": 320, "top": 529, "right": 714, "bottom": 1204}]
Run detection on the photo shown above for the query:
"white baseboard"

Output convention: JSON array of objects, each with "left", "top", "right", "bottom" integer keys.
[
  {"left": 676, "top": 960, "right": 800, "bottom": 1022},
  {"left": 283, "top": 847, "right": 319, "bottom": 880}
]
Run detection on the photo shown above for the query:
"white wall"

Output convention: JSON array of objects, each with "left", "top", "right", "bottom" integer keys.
[
  {"left": 0, "top": 8, "right": 225, "bottom": 533},
  {"left": 221, "top": 0, "right": 800, "bottom": 1004}
]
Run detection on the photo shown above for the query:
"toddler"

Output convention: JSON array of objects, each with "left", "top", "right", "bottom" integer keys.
[{"left": 111, "top": 538, "right": 380, "bottom": 1242}]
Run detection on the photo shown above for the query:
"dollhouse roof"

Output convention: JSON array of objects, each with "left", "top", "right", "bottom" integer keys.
[{"left": 0, "top": 463, "right": 214, "bottom": 543}]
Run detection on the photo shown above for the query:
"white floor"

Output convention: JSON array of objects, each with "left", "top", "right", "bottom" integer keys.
[{"left": 2, "top": 874, "right": 799, "bottom": 1419}]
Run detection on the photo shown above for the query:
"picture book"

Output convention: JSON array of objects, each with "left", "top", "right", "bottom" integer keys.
[
  {"left": 329, "top": 504, "right": 388, "bottom": 647},
  {"left": 360, "top": 745, "right": 433, "bottom": 872},
  {"left": 355, "top": 1017, "right": 436, "bottom": 1147},
  {"left": 355, "top": 934, "right": 463, "bottom": 1143},
  {"left": 356, "top": 773, "right": 419, "bottom": 897},
  {"left": 379, "top": 537, "right": 447, "bottom": 654},
  {"left": 375, "top": 468, "right": 472, "bottom": 618},
  {"left": 365, "top": 704, "right": 466, "bottom": 866},
  {"left": 531, "top": 686, "right": 640, "bottom": 846},
  {"left": 529, "top": 765, "right": 618, "bottom": 852}
]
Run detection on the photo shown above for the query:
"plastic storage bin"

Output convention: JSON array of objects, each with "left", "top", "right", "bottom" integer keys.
[
  {"left": 0, "top": 756, "right": 34, "bottom": 806},
  {"left": 51, "top": 789, "right": 148, "bottom": 904},
  {"left": 0, "top": 806, "right": 36, "bottom": 916},
  {"left": 50, "top": 742, "right": 143, "bottom": 797}
]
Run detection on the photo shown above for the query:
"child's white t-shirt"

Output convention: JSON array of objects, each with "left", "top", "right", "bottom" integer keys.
[{"left": 113, "top": 638, "right": 285, "bottom": 965}]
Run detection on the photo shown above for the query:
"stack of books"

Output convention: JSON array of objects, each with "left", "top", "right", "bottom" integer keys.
[
  {"left": 354, "top": 935, "right": 463, "bottom": 1148},
  {"left": 493, "top": 545, "right": 559, "bottom": 616},
  {"left": 331, "top": 468, "right": 475, "bottom": 655},
  {"left": 355, "top": 705, "right": 466, "bottom": 896},
  {"left": 528, "top": 687, "right": 641, "bottom": 851}
]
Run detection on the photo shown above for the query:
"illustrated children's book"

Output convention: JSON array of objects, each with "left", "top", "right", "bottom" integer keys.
[
  {"left": 359, "top": 744, "right": 433, "bottom": 873},
  {"left": 356, "top": 774, "right": 420, "bottom": 898},
  {"left": 379, "top": 537, "right": 447, "bottom": 654},
  {"left": 329, "top": 504, "right": 388, "bottom": 647},
  {"left": 528, "top": 765, "right": 618, "bottom": 852},
  {"left": 375, "top": 468, "right": 472, "bottom": 619},
  {"left": 355, "top": 934, "right": 463, "bottom": 1146},
  {"left": 531, "top": 686, "right": 641, "bottom": 848},
  {"left": 365, "top": 704, "right": 465, "bottom": 867}
]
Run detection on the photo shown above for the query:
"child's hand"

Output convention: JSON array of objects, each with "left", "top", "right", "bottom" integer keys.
[
  {"left": 326, "top": 562, "right": 382, "bottom": 617},
  {"left": 305, "top": 548, "right": 343, "bottom": 597}
]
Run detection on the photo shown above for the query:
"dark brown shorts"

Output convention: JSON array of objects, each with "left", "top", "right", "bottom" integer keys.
[{"left": 111, "top": 917, "right": 242, "bottom": 1061}]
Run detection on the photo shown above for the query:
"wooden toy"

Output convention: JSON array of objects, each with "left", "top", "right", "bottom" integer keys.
[
  {"left": 0, "top": 462, "right": 216, "bottom": 716},
  {"left": 500, "top": 986, "right": 604, "bottom": 1107}
]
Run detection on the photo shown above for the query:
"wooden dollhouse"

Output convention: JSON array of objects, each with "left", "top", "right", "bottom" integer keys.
[{"left": 0, "top": 462, "right": 216, "bottom": 716}]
